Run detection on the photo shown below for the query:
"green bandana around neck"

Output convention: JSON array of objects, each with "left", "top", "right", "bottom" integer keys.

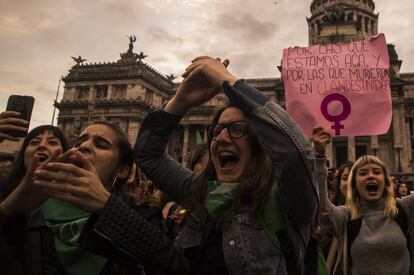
[
  {"left": 205, "top": 181, "right": 240, "bottom": 219},
  {"left": 41, "top": 198, "right": 108, "bottom": 275},
  {"left": 257, "top": 183, "right": 284, "bottom": 248},
  {"left": 205, "top": 180, "right": 285, "bottom": 248}
]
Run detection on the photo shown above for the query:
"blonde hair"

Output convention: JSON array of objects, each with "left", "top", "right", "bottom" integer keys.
[{"left": 346, "top": 155, "right": 397, "bottom": 220}]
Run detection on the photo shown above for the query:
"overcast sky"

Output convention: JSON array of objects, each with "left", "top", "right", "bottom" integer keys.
[{"left": 0, "top": 0, "right": 413, "bottom": 128}]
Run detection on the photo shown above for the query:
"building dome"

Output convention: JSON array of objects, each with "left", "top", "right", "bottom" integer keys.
[{"left": 307, "top": 0, "right": 378, "bottom": 45}]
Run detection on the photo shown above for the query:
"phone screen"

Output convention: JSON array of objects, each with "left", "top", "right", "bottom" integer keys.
[{"left": 5, "top": 95, "right": 35, "bottom": 138}]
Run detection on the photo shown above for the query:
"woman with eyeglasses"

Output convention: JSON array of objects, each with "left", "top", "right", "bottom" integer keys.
[{"left": 135, "top": 57, "right": 318, "bottom": 275}]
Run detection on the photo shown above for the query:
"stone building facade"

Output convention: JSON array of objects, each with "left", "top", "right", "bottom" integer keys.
[{"left": 56, "top": 0, "right": 414, "bottom": 175}]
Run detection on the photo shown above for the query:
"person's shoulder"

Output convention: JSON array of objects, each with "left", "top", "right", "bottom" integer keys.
[{"left": 134, "top": 204, "right": 163, "bottom": 221}]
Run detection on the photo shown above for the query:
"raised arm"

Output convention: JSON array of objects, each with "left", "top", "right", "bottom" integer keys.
[
  {"left": 312, "top": 128, "right": 348, "bottom": 237},
  {"left": 134, "top": 110, "right": 196, "bottom": 206},
  {"left": 134, "top": 57, "right": 236, "bottom": 206}
]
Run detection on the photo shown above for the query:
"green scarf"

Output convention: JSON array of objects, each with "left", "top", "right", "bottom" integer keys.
[
  {"left": 317, "top": 246, "right": 329, "bottom": 275},
  {"left": 41, "top": 199, "right": 107, "bottom": 275},
  {"left": 205, "top": 181, "right": 239, "bottom": 219},
  {"left": 257, "top": 184, "right": 328, "bottom": 275},
  {"left": 257, "top": 183, "right": 284, "bottom": 248}
]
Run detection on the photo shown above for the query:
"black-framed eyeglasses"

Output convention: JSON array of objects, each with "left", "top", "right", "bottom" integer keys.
[{"left": 207, "top": 121, "right": 249, "bottom": 139}]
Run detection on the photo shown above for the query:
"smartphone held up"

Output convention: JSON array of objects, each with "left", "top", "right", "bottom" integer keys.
[{"left": 5, "top": 95, "right": 35, "bottom": 138}]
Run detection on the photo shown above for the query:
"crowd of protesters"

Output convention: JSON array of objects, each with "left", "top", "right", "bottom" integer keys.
[{"left": 0, "top": 56, "right": 413, "bottom": 275}]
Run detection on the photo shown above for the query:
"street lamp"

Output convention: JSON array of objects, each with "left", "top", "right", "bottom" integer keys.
[
  {"left": 371, "top": 144, "right": 379, "bottom": 156},
  {"left": 394, "top": 143, "right": 403, "bottom": 172}
]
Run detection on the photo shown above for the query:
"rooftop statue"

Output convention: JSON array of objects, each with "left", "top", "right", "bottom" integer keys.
[
  {"left": 127, "top": 35, "right": 136, "bottom": 53},
  {"left": 71, "top": 55, "right": 86, "bottom": 65}
]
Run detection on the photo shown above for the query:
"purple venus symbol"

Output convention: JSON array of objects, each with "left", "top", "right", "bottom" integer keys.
[{"left": 320, "top": 93, "right": 351, "bottom": 136}]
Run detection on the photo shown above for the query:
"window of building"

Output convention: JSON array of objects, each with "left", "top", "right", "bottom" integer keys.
[
  {"left": 356, "top": 145, "right": 368, "bottom": 160},
  {"left": 317, "top": 20, "right": 321, "bottom": 35},
  {"left": 77, "top": 86, "right": 90, "bottom": 99},
  {"left": 336, "top": 145, "right": 348, "bottom": 167},
  {"left": 112, "top": 84, "right": 127, "bottom": 99},
  {"left": 96, "top": 85, "right": 108, "bottom": 98},
  {"left": 357, "top": 15, "right": 362, "bottom": 31}
]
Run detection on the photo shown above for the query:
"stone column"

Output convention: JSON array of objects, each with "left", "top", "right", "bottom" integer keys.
[
  {"left": 370, "top": 136, "right": 380, "bottom": 157},
  {"left": 367, "top": 18, "right": 371, "bottom": 35},
  {"left": 182, "top": 125, "right": 189, "bottom": 166},
  {"left": 326, "top": 142, "right": 333, "bottom": 167},
  {"left": 88, "top": 86, "right": 94, "bottom": 101},
  {"left": 107, "top": 85, "right": 113, "bottom": 98},
  {"left": 347, "top": 137, "right": 356, "bottom": 162},
  {"left": 404, "top": 119, "right": 412, "bottom": 172},
  {"left": 204, "top": 127, "right": 208, "bottom": 143},
  {"left": 392, "top": 105, "right": 403, "bottom": 172},
  {"left": 372, "top": 21, "right": 378, "bottom": 35},
  {"left": 128, "top": 119, "right": 140, "bottom": 146}
]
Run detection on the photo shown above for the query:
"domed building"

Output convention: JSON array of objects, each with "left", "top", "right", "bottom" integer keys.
[
  {"left": 308, "top": 0, "right": 378, "bottom": 45},
  {"left": 56, "top": 0, "right": 414, "bottom": 176}
]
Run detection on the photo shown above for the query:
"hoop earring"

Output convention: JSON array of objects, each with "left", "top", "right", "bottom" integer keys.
[{"left": 111, "top": 176, "right": 119, "bottom": 192}]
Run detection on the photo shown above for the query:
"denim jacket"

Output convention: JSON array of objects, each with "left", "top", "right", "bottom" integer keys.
[{"left": 134, "top": 80, "right": 318, "bottom": 275}]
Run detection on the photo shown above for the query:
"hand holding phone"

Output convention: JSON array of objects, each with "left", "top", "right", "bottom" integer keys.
[
  {"left": 0, "top": 95, "right": 34, "bottom": 141},
  {"left": 0, "top": 111, "right": 30, "bottom": 142}
]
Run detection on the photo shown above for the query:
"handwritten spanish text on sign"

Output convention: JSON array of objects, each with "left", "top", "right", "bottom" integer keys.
[{"left": 282, "top": 34, "right": 392, "bottom": 137}]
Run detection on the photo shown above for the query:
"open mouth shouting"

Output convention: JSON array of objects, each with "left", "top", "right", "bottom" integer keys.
[
  {"left": 213, "top": 149, "right": 245, "bottom": 183},
  {"left": 219, "top": 151, "right": 240, "bottom": 170},
  {"left": 357, "top": 179, "right": 385, "bottom": 202},
  {"left": 355, "top": 163, "right": 386, "bottom": 202},
  {"left": 365, "top": 181, "right": 379, "bottom": 194},
  {"left": 34, "top": 153, "right": 49, "bottom": 163}
]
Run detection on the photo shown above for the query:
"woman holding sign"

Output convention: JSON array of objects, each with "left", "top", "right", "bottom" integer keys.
[
  {"left": 313, "top": 128, "right": 414, "bottom": 275},
  {"left": 135, "top": 56, "right": 319, "bottom": 275}
]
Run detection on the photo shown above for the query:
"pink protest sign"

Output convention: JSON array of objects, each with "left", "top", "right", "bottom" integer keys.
[{"left": 282, "top": 34, "right": 391, "bottom": 137}]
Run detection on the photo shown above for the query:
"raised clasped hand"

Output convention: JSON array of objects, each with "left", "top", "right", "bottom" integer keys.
[
  {"left": 166, "top": 56, "right": 238, "bottom": 114},
  {"left": 311, "top": 127, "right": 332, "bottom": 156}
]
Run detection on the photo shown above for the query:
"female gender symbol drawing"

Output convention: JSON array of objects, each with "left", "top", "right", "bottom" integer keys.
[{"left": 320, "top": 93, "right": 351, "bottom": 136}]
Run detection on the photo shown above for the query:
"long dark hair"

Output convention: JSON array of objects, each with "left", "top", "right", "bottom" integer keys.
[
  {"left": 8, "top": 125, "right": 69, "bottom": 194},
  {"left": 189, "top": 105, "right": 273, "bottom": 221},
  {"left": 186, "top": 143, "right": 209, "bottom": 171},
  {"left": 396, "top": 182, "right": 411, "bottom": 198},
  {"left": 335, "top": 161, "right": 354, "bottom": 205}
]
